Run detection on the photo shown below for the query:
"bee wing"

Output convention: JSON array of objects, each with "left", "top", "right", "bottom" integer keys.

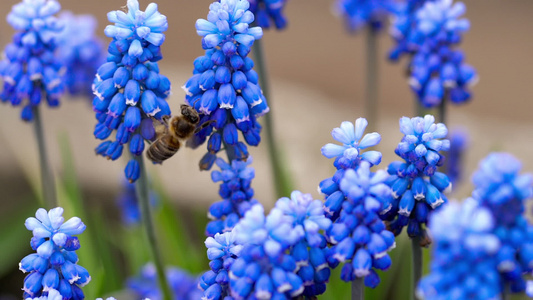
[{"left": 150, "top": 115, "right": 170, "bottom": 141}]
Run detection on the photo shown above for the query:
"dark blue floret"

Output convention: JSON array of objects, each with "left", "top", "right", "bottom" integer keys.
[
  {"left": 335, "top": 0, "right": 396, "bottom": 32},
  {"left": 248, "top": 0, "right": 289, "bottom": 30}
]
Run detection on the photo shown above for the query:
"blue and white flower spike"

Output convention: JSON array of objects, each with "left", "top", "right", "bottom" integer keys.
[
  {"left": 92, "top": 0, "right": 171, "bottom": 182},
  {"left": 248, "top": 0, "right": 289, "bottom": 30},
  {"left": 326, "top": 161, "right": 395, "bottom": 288},
  {"left": 0, "top": 0, "right": 65, "bottom": 121},
  {"left": 335, "top": 0, "right": 395, "bottom": 32},
  {"left": 472, "top": 152, "right": 533, "bottom": 294},
  {"left": 381, "top": 115, "right": 451, "bottom": 241},
  {"left": 56, "top": 12, "right": 104, "bottom": 97},
  {"left": 417, "top": 198, "right": 503, "bottom": 299},
  {"left": 20, "top": 208, "right": 90, "bottom": 299},
  {"left": 184, "top": 0, "right": 269, "bottom": 170}
]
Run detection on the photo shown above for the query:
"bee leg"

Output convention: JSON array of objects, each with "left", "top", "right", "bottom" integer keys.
[{"left": 194, "top": 119, "right": 216, "bottom": 134}]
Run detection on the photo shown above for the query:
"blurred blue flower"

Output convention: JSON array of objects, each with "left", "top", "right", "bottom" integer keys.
[
  {"left": 184, "top": 0, "right": 269, "bottom": 170},
  {"left": 326, "top": 162, "right": 395, "bottom": 288},
  {"left": 381, "top": 115, "right": 451, "bottom": 240},
  {"left": 417, "top": 198, "right": 502, "bottom": 299},
  {"left": 92, "top": 0, "right": 171, "bottom": 183},
  {"left": 20, "top": 207, "right": 90, "bottom": 299},
  {"left": 0, "top": 0, "right": 65, "bottom": 121},
  {"left": 25, "top": 288, "right": 63, "bottom": 300},
  {"left": 206, "top": 157, "right": 258, "bottom": 236},
  {"left": 128, "top": 263, "right": 202, "bottom": 300},
  {"left": 445, "top": 128, "right": 468, "bottom": 185},
  {"left": 116, "top": 179, "right": 159, "bottom": 226},
  {"left": 335, "top": 0, "right": 395, "bottom": 32},
  {"left": 56, "top": 11, "right": 105, "bottom": 97},
  {"left": 248, "top": 0, "right": 288, "bottom": 30}
]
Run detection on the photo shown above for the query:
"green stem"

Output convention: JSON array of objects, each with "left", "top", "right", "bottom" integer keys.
[
  {"left": 134, "top": 155, "right": 173, "bottom": 300},
  {"left": 251, "top": 38, "right": 293, "bottom": 198},
  {"left": 352, "top": 277, "right": 364, "bottom": 300},
  {"left": 411, "top": 236, "right": 423, "bottom": 300},
  {"left": 32, "top": 105, "right": 56, "bottom": 208},
  {"left": 438, "top": 98, "right": 446, "bottom": 125},
  {"left": 365, "top": 26, "right": 378, "bottom": 132}
]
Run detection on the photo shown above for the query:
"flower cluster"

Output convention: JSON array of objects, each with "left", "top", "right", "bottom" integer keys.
[
  {"left": 128, "top": 263, "right": 202, "bottom": 300},
  {"left": 206, "top": 157, "right": 258, "bottom": 236},
  {"left": 335, "top": 0, "right": 395, "bottom": 32},
  {"left": 0, "top": 0, "right": 65, "bottom": 121},
  {"left": 471, "top": 153, "right": 533, "bottom": 293},
  {"left": 320, "top": 118, "right": 382, "bottom": 221},
  {"left": 381, "top": 115, "right": 451, "bottom": 241},
  {"left": 326, "top": 162, "right": 395, "bottom": 288},
  {"left": 56, "top": 12, "right": 104, "bottom": 97},
  {"left": 183, "top": 0, "right": 269, "bottom": 170},
  {"left": 92, "top": 0, "right": 171, "bottom": 182},
  {"left": 20, "top": 208, "right": 90, "bottom": 299},
  {"left": 417, "top": 198, "right": 503, "bottom": 299},
  {"left": 248, "top": 0, "right": 288, "bottom": 30},
  {"left": 390, "top": 0, "right": 477, "bottom": 107}
]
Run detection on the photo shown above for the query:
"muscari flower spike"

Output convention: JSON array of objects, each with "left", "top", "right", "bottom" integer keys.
[
  {"left": 335, "top": 0, "right": 396, "bottom": 32},
  {"left": 56, "top": 11, "right": 105, "bottom": 97},
  {"left": 248, "top": 0, "right": 289, "bottom": 30},
  {"left": 183, "top": 0, "right": 269, "bottom": 171},
  {"left": 319, "top": 118, "right": 382, "bottom": 221},
  {"left": 0, "top": 0, "right": 65, "bottom": 121},
  {"left": 128, "top": 263, "right": 202, "bottom": 300},
  {"left": 381, "top": 115, "right": 451, "bottom": 242},
  {"left": 92, "top": 0, "right": 171, "bottom": 183},
  {"left": 206, "top": 157, "right": 259, "bottom": 236},
  {"left": 20, "top": 207, "right": 90, "bottom": 299},
  {"left": 417, "top": 198, "right": 503, "bottom": 300},
  {"left": 471, "top": 152, "right": 533, "bottom": 293},
  {"left": 325, "top": 161, "right": 395, "bottom": 288}
]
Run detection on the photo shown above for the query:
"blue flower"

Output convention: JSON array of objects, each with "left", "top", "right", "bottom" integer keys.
[
  {"left": 335, "top": 0, "right": 395, "bottom": 32},
  {"left": 128, "top": 263, "right": 202, "bottom": 300},
  {"left": 116, "top": 179, "right": 159, "bottom": 226},
  {"left": 25, "top": 288, "right": 63, "bottom": 300},
  {"left": 183, "top": 0, "right": 269, "bottom": 170},
  {"left": 417, "top": 198, "right": 502, "bottom": 299},
  {"left": 381, "top": 115, "right": 451, "bottom": 240},
  {"left": 20, "top": 207, "right": 90, "bottom": 299},
  {"left": 0, "top": 0, "right": 65, "bottom": 121},
  {"left": 56, "top": 12, "right": 105, "bottom": 97},
  {"left": 471, "top": 152, "right": 533, "bottom": 293},
  {"left": 248, "top": 0, "right": 289, "bottom": 30},
  {"left": 92, "top": 0, "right": 171, "bottom": 182},
  {"left": 325, "top": 162, "right": 395, "bottom": 288},
  {"left": 445, "top": 128, "right": 468, "bottom": 185},
  {"left": 206, "top": 157, "right": 258, "bottom": 236}
]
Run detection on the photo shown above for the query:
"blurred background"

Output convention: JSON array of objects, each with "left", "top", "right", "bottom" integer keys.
[{"left": 0, "top": 0, "right": 532, "bottom": 299}]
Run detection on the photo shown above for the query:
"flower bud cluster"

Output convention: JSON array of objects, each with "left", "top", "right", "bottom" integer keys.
[
  {"left": 92, "top": 0, "right": 171, "bottom": 183},
  {"left": 248, "top": 0, "right": 288, "bottom": 30},
  {"left": 20, "top": 208, "right": 90, "bottom": 299},
  {"left": 335, "top": 0, "right": 395, "bottom": 32},
  {"left": 184, "top": 0, "right": 269, "bottom": 170},
  {"left": 382, "top": 115, "right": 451, "bottom": 240},
  {"left": 0, "top": 0, "right": 65, "bottom": 121}
]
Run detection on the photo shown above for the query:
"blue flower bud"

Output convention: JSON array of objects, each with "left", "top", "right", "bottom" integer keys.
[
  {"left": 245, "top": 70, "right": 259, "bottom": 85},
  {"left": 42, "top": 268, "right": 59, "bottom": 291},
  {"left": 231, "top": 96, "right": 251, "bottom": 127},
  {"left": 241, "top": 82, "right": 262, "bottom": 107},
  {"left": 107, "top": 93, "right": 126, "bottom": 118},
  {"left": 116, "top": 124, "right": 131, "bottom": 145},
  {"left": 182, "top": 74, "right": 201, "bottom": 97},
  {"left": 340, "top": 263, "right": 355, "bottom": 282},
  {"left": 232, "top": 277, "right": 253, "bottom": 299},
  {"left": 215, "top": 66, "right": 231, "bottom": 84},
  {"left": 364, "top": 269, "right": 380, "bottom": 288},
  {"left": 217, "top": 83, "right": 236, "bottom": 109},
  {"left": 95, "top": 141, "right": 112, "bottom": 155},
  {"left": 352, "top": 248, "right": 371, "bottom": 277},
  {"left": 208, "top": 132, "right": 222, "bottom": 153},
  {"left": 200, "top": 70, "right": 216, "bottom": 91},
  {"left": 94, "top": 123, "right": 112, "bottom": 140},
  {"left": 324, "top": 191, "right": 345, "bottom": 217},
  {"left": 121, "top": 53, "right": 137, "bottom": 68},
  {"left": 230, "top": 55, "right": 244, "bottom": 70},
  {"left": 430, "top": 171, "right": 452, "bottom": 193},
  {"left": 399, "top": 190, "right": 415, "bottom": 216},
  {"left": 251, "top": 96, "right": 269, "bottom": 117},
  {"left": 194, "top": 55, "right": 214, "bottom": 72},
  {"left": 132, "top": 63, "right": 149, "bottom": 81},
  {"left": 105, "top": 141, "right": 123, "bottom": 161},
  {"left": 271, "top": 268, "right": 291, "bottom": 293},
  {"left": 140, "top": 118, "right": 156, "bottom": 141},
  {"left": 203, "top": 284, "right": 222, "bottom": 300},
  {"left": 23, "top": 272, "right": 43, "bottom": 296},
  {"left": 199, "top": 89, "right": 218, "bottom": 115},
  {"left": 128, "top": 39, "right": 143, "bottom": 58},
  {"left": 231, "top": 71, "right": 248, "bottom": 91},
  {"left": 425, "top": 183, "right": 445, "bottom": 209},
  {"left": 210, "top": 50, "right": 225, "bottom": 66},
  {"left": 391, "top": 177, "right": 409, "bottom": 199},
  {"left": 223, "top": 123, "right": 238, "bottom": 145},
  {"left": 124, "top": 79, "right": 141, "bottom": 105},
  {"left": 94, "top": 78, "right": 116, "bottom": 100},
  {"left": 255, "top": 273, "right": 274, "bottom": 299},
  {"left": 200, "top": 152, "right": 217, "bottom": 170},
  {"left": 21, "top": 105, "right": 33, "bottom": 121},
  {"left": 58, "top": 279, "right": 73, "bottom": 299},
  {"left": 243, "top": 128, "right": 260, "bottom": 146},
  {"left": 129, "top": 134, "right": 145, "bottom": 156},
  {"left": 141, "top": 90, "right": 160, "bottom": 116},
  {"left": 96, "top": 62, "right": 117, "bottom": 81},
  {"left": 145, "top": 71, "right": 160, "bottom": 90},
  {"left": 124, "top": 160, "right": 140, "bottom": 182},
  {"left": 332, "top": 237, "right": 355, "bottom": 262}
]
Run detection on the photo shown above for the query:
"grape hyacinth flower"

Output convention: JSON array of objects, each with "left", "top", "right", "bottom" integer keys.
[
  {"left": 128, "top": 263, "right": 202, "bottom": 300},
  {"left": 25, "top": 288, "right": 63, "bottom": 300},
  {"left": 183, "top": 0, "right": 269, "bottom": 170},
  {"left": 116, "top": 179, "right": 158, "bottom": 226},
  {"left": 326, "top": 162, "right": 395, "bottom": 288},
  {"left": 0, "top": 0, "right": 65, "bottom": 121},
  {"left": 381, "top": 115, "right": 451, "bottom": 242},
  {"left": 248, "top": 0, "right": 288, "bottom": 30},
  {"left": 92, "top": 0, "right": 171, "bottom": 182},
  {"left": 388, "top": 0, "right": 428, "bottom": 60},
  {"left": 319, "top": 118, "right": 382, "bottom": 221},
  {"left": 206, "top": 157, "right": 258, "bottom": 236},
  {"left": 472, "top": 153, "right": 533, "bottom": 293},
  {"left": 335, "top": 0, "right": 395, "bottom": 32},
  {"left": 56, "top": 12, "right": 104, "bottom": 97},
  {"left": 445, "top": 128, "right": 468, "bottom": 186},
  {"left": 20, "top": 208, "right": 90, "bottom": 299},
  {"left": 417, "top": 198, "right": 503, "bottom": 299}
]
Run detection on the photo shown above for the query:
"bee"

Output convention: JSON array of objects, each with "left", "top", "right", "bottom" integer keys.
[{"left": 146, "top": 104, "right": 207, "bottom": 164}]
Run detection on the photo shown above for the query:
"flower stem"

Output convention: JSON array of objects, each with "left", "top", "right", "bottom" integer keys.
[
  {"left": 252, "top": 38, "right": 293, "bottom": 198},
  {"left": 134, "top": 154, "right": 173, "bottom": 300},
  {"left": 365, "top": 26, "right": 378, "bottom": 132},
  {"left": 411, "top": 236, "right": 423, "bottom": 300},
  {"left": 32, "top": 105, "right": 56, "bottom": 208},
  {"left": 352, "top": 277, "right": 364, "bottom": 300},
  {"left": 438, "top": 98, "right": 446, "bottom": 124}
]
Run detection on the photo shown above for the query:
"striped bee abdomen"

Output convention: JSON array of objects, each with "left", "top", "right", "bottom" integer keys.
[{"left": 146, "top": 135, "right": 181, "bottom": 164}]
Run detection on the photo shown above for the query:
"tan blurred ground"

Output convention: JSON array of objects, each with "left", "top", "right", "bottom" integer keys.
[{"left": 0, "top": 0, "right": 532, "bottom": 207}]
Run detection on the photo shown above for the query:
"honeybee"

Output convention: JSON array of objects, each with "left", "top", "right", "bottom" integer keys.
[{"left": 146, "top": 104, "right": 206, "bottom": 164}]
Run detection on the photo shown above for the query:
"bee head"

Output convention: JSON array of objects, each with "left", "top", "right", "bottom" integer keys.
[{"left": 180, "top": 104, "right": 199, "bottom": 124}]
